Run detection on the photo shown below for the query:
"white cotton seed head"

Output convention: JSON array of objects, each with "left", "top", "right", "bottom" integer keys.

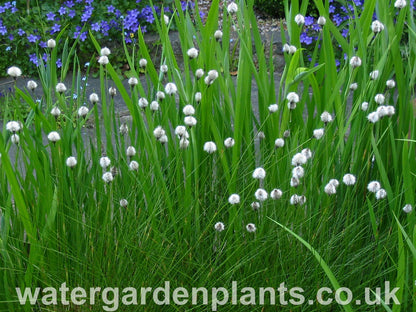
[
  {"left": 291, "top": 153, "right": 307, "bottom": 166},
  {"left": 160, "top": 64, "right": 168, "bottom": 73},
  {"left": 386, "top": 106, "right": 395, "bottom": 117},
  {"left": 290, "top": 177, "right": 300, "bottom": 188},
  {"left": 27, "top": 80, "right": 38, "bottom": 91},
  {"left": 66, "top": 156, "right": 77, "bottom": 168},
  {"left": 369, "top": 70, "right": 379, "bottom": 80},
  {"left": 294, "top": 14, "right": 305, "bottom": 25},
  {"left": 153, "top": 126, "right": 165, "bottom": 139},
  {"left": 386, "top": 79, "right": 396, "bottom": 89},
  {"left": 179, "top": 138, "right": 189, "bottom": 149},
  {"left": 270, "top": 189, "right": 283, "bottom": 200},
  {"left": 174, "top": 126, "right": 188, "bottom": 138},
  {"left": 377, "top": 106, "right": 388, "bottom": 118},
  {"left": 224, "top": 137, "right": 235, "bottom": 148},
  {"left": 313, "top": 128, "right": 325, "bottom": 139},
  {"left": 371, "top": 20, "right": 385, "bottom": 33},
  {"left": 204, "top": 141, "right": 217, "bottom": 154},
  {"left": 195, "top": 69, "right": 204, "bottom": 79},
  {"left": 320, "top": 111, "right": 333, "bottom": 123},
  {"left": 301, "top": 148, "right": 312, "bottom": 159},
  {"left": 246, "top": 223, "right": 256, "bottom": 233},
  {"left": 89, "top": 93, "right": 99, "bottom": 104},
  {"left": 251, "top": 202, "right": 260, "bottom": 211},
  {"left": 403, "top": 204, "right": 413, "bottom": 213},
  {"left": 394, "top": 0, "right": 407, "bottom": 9},
  {"left": 183, "top": 104, "right": 195, "bottom": 116},
  {"left": 214, "top": 222, "right": 225, "bottom": 232},
  {"left": 214, "top": 30, "right": 223, "bottom": 40},
  {"left": 286, "top": 92, "right": 299, "bottom": 104},
  {"left": 6, "top": 121, "right": 21, "bottom": 133},
  {"left": 184, "top": 116, "right": 197, "bottom": 127},
  {"left": 156, "top": 91, "right": 165, "bottom": 101},
  {"left": 100, "top": 47, "right": 111, "bottom": 56},
  {"left": 292, "top": 166, "right": 305, "bottom": 179},
  {"left": 376, "top": 189, "right": 387, "bottom": 200},
  {"left": 56, "top": 82, "right": 67, "bottom": 93},
  {"left": 361, "top": 102, "right": 369, "bottom": 111},
  {"left": 374, "top": 94, "right": 385, "bottom": 105},
  {"left": 163, "top": 14, "right": 170, "bottom": 25},
  {"left": 324, "top": 183, "right": 337, "bottom": 195},
  {"left": 317, "top": 16, "right": 326, "bottom": 26},
  {"left": 187, "top": 47, "right": 199, "bottom": 59},
  {"left": 195, "top": 92, "right": 202, "bottom": 102},
  {"left": 78, "top": 106, "right": 89, "bottom": 117},
  {"left": 367, "top": 111, "right": 379, "bottom": 123},
  {"left": 252, "top": 167, "right": 266, "bottom": 180},
  {"left": 254, "top": 188, "right": 268, "bottom": 202},
  {"left": 7, "top": 66, "right": 22, "bottom": 78},
  {"left": 102, "top": 172, "right": 113, "bottom": 183},
  {"left": 165, "top": 82, "right": 177, "bottom": 95},
  {"left": 47, "top": 39, "right": 56, "bottom": 48},
  {"left": 342, "top": 174, "right": 356, "bottom": 186},
  {"left": 150, "top": 101, "right": 159, "bottom": 111},
  {"left": 350, "top": 56, "right": 362, "bottom": 68},
  {"left": 282, "top": 43, "right": 290, "bottom": 53},
  {"left": 47, "top": 131, "right": 61, "bottom": 143},
  {"left": 275, "top": 138, "right": 285, "bottom": 148},
  {"left": 228, "top": 194, "right": 240, "bottom": 204},
  {"left": 99, "top": 156, "right": 111, "bottom": 169},
  {"left": 109, "top": 87, "right": 117, "bottom": 97},
  {"left": 329, "top": 179, "right": 339, "bottom": 188},
  {"left": 119, "top": 123, "right": 129, "bottom": 135},
  {"left": 227, "top": 2, "right": 238, "bottom": 14},
  {"left": 51, "top": 106, "right": 61, "bottom": 117},
  {"left": 129, "top": 160, "right": 139, "bottom": 171},
  {"left": 349, "top": 83, "right": 358, "bottom": 91},
  {"left": 120, "top": 199, "right": 128, "bottom": 208},
  {"left": 367, "top": 181, "right": 381, "bottom": 193},
  {"left": 158, "top": 135, "right": 168, "bottom": 144},
  {"left": 208, "top": 70, "right": 219, "bottom": 80},
  {"left": 126, "top": 146, "right": 136, "bottom": 157},
  {"left": 128, "top": 77, "right": 138, "bottom": 86},
  {"left": 268, "top": 104, "right": 279, "bottom": 113},
  {"left": 288, "top": 45, "right": 297, "bottom": 54},
  {"left": 139, "top": 58, "right": 147, "bottom": 68},
  {"left": 11, "top": 134, "right": 19, "bottom": 144},
  {"left": 290, "top": 194, "right": 300, "bottom": 205},
  {"left": 98, "top": 56, "right": 109, "bottom": 65},
  {"left": 138, "top": 97, "right": 149, "bottom": 109}
]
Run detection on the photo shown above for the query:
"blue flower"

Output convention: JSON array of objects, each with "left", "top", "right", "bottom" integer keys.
[
  {"left": 56, "top": 59, "right": 62, "bottom": 68},
  {"left": 58, "top": 6, "right": 67, "bottom": 16},
  {"left": 64, "top": 0, "right": 74, "bottom": 8},
  {"left": 46, "top": 12, "right": 55, "bottom": 21},
  {"left": 6, "top": 46, "right": 11, "bottom": 51},
  {"left": 91, "top": 22, "right": 100, "bottom": 32},
  {"left": 304, "top": 16, "right": 314, "bottom": 26},
  {"left": 39, "top": 41, "right": 47, "bottom": 48},
  {"left": 0, "top": 6, "right": 5, "bottom": 13},
  {"left": 68, "top": 10, "right": 76, "bottom": 18},
  {"left": 29, "top": 53, "right": 39, "bottom": 66},
  {"left": 80, "top": 31, "right": 87, "bottom": 41},
  {"left": 107, "top": 5, "right": 115, "bottom": 13},
  {"left": 0, "top": 25, "right": 7, "bottom": 35},
  {"left": 51, "top": 23, "right": 61, "bottom": 34},
  {"left": 18, "top": 28, "right": 25, "bottom": 36},
  {"left": 8, "top": 34, "right": 13, "bottom": 41}
]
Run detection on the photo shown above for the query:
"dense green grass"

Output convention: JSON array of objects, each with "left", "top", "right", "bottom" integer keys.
[{"left": 0, "top": 0, "right": 415, "bottom": 311}]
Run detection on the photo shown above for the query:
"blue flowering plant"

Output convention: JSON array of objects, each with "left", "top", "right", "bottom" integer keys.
[{"left": 0, "top": 0, "right": 195, "bottom": 77}]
